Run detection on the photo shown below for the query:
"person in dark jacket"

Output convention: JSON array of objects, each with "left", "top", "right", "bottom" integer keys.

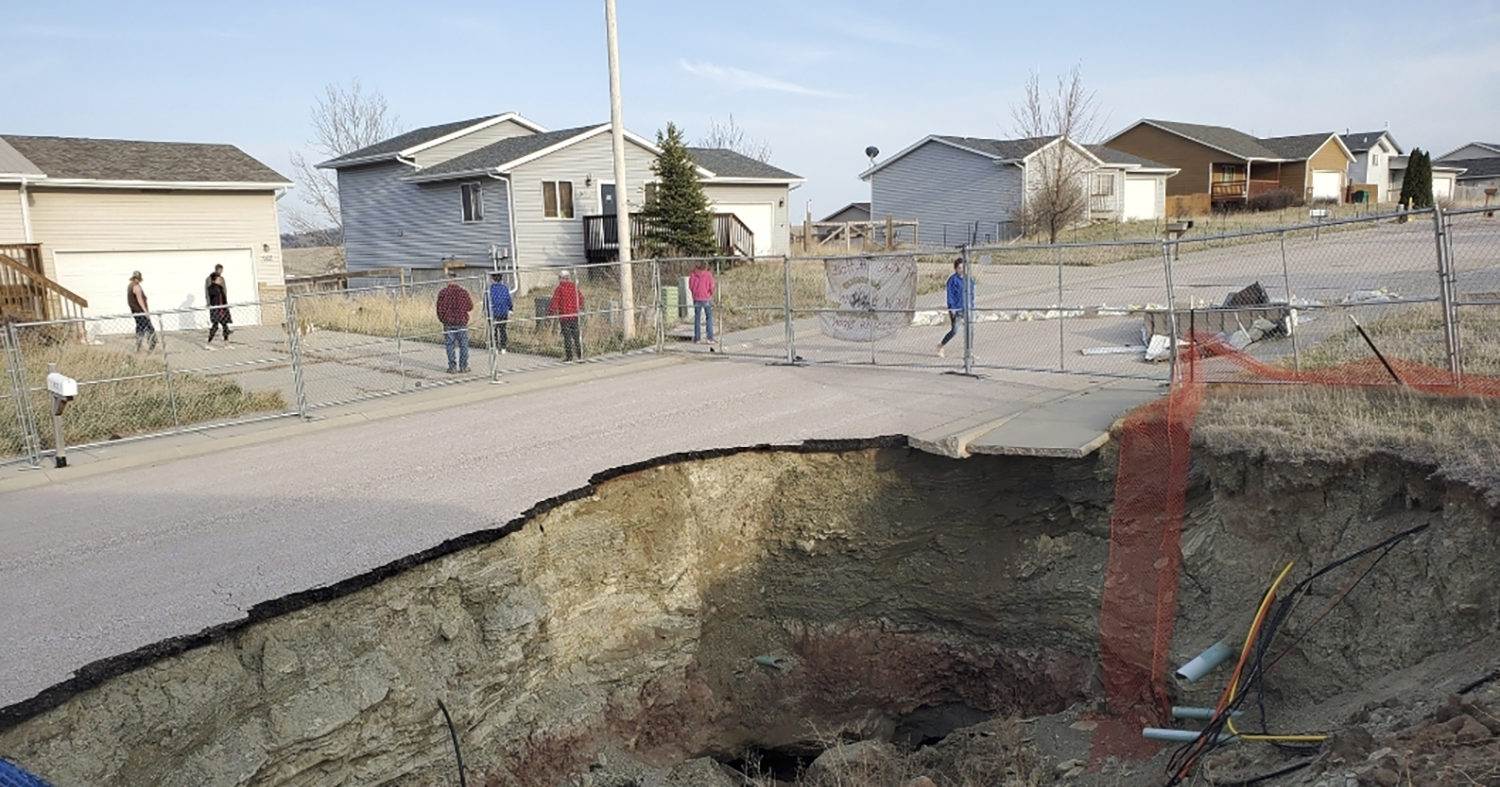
[
  {"left": 547, "top": 270, "right": 584, "bottom": 361},
  {"left": 127, "top": 271, "right": 157, "bottom": 352},
  {"left": 436, "top": 271, "right": 474, "bottom": 373},
  {"left": 938, "top": 258, "right": 971, "bottom": 358},
  {"left": 488, "top": 272, "right": 514, "bottom": 354},
  {"left": 205, "top": 272, "right": 233, "bottom": 348}
]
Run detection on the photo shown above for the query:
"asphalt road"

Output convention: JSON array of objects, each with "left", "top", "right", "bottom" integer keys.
[{"left": 0, "top": 355, "right": 1114, "bottom": 707}]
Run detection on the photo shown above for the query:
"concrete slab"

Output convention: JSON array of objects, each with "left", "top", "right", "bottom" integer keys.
[{"left": 966, "top": 379, "right": 1164, "bottom": 458}]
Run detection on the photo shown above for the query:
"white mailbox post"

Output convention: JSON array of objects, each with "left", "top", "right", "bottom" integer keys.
[{"left": 45, "top": 364, "right": 77, "bottom": 468}]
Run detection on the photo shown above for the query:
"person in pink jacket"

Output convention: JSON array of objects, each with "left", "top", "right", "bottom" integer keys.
[{"left": 688, "top": 261, "right": 716, "bottom": 344}]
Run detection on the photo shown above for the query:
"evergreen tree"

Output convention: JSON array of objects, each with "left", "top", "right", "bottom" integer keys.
[
  {"left": 641, "top": 123, "right": 716, "bottom": 258},
  {"left": 1400, "top": 147, "right": 1435, "bottom": 209}
]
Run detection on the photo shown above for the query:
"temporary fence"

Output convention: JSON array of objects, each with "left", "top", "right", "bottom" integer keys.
[{"left": 5, "top": 207, "right": 1497, "bottom": 467}]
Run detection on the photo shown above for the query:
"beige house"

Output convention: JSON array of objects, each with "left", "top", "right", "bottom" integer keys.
[{"left": 0, "top": 135, "right": 289, "bottom": 332}]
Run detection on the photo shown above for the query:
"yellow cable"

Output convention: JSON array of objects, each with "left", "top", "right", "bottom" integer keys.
[{"left": 1222, "top": 561, "right": 1328, "bottom": 743}]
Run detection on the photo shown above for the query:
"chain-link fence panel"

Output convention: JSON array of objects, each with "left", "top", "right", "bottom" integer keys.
[
  {"left": 1446, "top": 206, "right": 1500, "bottom": 378},
  {"left": 652, "top": 255, "right": 795, "bottom": 361},
  {"left": 1, "top": 323, "right": 41, "bottom": 465},
  {"left": 3, "top": 300, "right": 297, "bottom": 462},
  {"left": 507, "top": 260, "right": 662, "bottom": 364}
]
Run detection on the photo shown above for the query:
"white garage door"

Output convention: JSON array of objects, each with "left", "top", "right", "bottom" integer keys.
[
  {"left": 1122, "top": 177, "right": 1159, "bottom": 221},
  {"left": 1311, "top": 171, "right": 1343, "bottom": 200},
  {"left": 711, "top": 202, "right": 774, "bottom": 257},
  {"left": 53, "top": 249, "right": 260, "bottom": 335},
  {"left": 1435, "top": 175, "right": 1453, "bottom": 200}
]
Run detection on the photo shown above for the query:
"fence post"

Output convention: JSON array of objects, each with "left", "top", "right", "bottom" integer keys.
[
  {"left": 393, "top": 286, "right": 407, "bottom": 389},
  {"left": 1055, "top": 245, "right": 1065, "bottom": 372},
  {"left": 1162, "top": 241, "right": 1179, "bottom": 380},
  {"left": 1278, "top": 230, "right": 1301, "bottom": 374},
  {"left": 1432, "top": 207, "right": 1461, "bottom": 381},
  {"left": 783, "top": 255, "right": 797, "bottom": 364},
  {"left": 286, "top": 292, "right": 308, "bottom": 418},
  {"left": 652, "top": 259, "right": 664, "bottom": 353},
  {"left": 865, "top": 255, "right": 875, "bottom": 364},
  {"left": 962, "top": 245, "right": 974, "bottom": 376}
]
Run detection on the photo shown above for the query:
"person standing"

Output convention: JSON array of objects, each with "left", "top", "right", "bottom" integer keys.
[
  {"left": 547, "top": 270, "right": 584, "bottom": 361},
  {"left": 127, "top": 271, "right": 157, "bottom": 352},
  {"left": 488, "top": 272, "right": 513, "bottom": 354},
  {"left": 688, "top": 261, "right": 716, "bottom": 344},
  {"left": 205, "top": 272, "right": 233, "bottom": 348},
  {"left": 204, "top": 264, "right": 225, "bottom": 304},
  {"left": 435, "top": 271, "right": 474, "bottom": 373},
  {"left": 938, "top": 258, "right": 970, "bottom": 359}
]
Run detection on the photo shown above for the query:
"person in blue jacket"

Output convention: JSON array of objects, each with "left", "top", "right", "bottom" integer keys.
[
  {"left": 488, "top": 272, "right": 514, "bottom": 353},
  {"left": 938, "top": 258, "right": 971, "bottom": 358}
]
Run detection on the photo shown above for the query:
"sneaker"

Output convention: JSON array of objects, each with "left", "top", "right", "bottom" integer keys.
[
  {"left": 459, "top": 366, "right": 470, "bottom": 373},
  {"left": 204, "top": 343, "right": 216, "bottom": 351},
  {"left": 222, "top": 342, "right": 233, "bottom": 349},
  {"left": 499, "top": 348, "right": 507, "bottom": 355},
  {"left": 937, "top": 346, "right": 946, "bottom": 358},
  {"left": 446, "top": 366, "right": 458, "bottom": 373}
]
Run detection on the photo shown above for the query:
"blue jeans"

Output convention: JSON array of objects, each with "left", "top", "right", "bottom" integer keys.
[
  {"left": 444, "top": 324, "right": 469, "bottom": 369},
  {"left": 693, "top": 300, "right": 714, "bottom": 342},
  {"left": 939, "top": 311, "right": 959, "bottom": 347}
]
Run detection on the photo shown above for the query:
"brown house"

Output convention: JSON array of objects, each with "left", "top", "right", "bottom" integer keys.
[{"left": 1104, "top": 119, "right": 1355, "bottom": 205}]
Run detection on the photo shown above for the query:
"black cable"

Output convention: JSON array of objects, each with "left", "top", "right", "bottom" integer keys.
[
  {"left": 438, "top": 699, "right": 467, "bottom": 787},
  {"left": 1164, "top": 523, "right": 1430, "bottom": 786}
]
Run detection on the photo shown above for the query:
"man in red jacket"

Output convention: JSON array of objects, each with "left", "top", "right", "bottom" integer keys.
[
  {"left": 435, "top": 271, "right": 474, "bottom": 373},
  {"left": 547, "top": 270, "right": 584, "bottom": 361}
]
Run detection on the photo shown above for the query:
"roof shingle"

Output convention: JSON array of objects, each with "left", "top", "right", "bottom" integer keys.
[
  {"left": 409, "top": 125, "right": 603, "bottom": 180},
  {"left": 686, "top": 147, "right": 801, "bottom": 179},
  {"left": 0, "top": 135, "right": 287, "bottom": 184},
  {"left": 1340, "top": 131, "right": 1402, "bottom": 154},
  {"left": 1445, "top": 157, "right": 1500, "bottom": 179},
  {"left": 322, "top": 115, "right": 501, "bottom": 168},
  {"left": 1143, "top": 120, "right": 1284, "bottom": 159}
]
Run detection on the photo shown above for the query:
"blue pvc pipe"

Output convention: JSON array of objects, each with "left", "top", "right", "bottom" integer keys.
[
  {"left": 1143, "top": 727, "right": 1236, "bottom": 744},
  {"left": 1171, "top": 706, "right": 1243, "bottom": 720},
  {"left": 1175, "top": 640, "right": 1236, "bottom": 684}
]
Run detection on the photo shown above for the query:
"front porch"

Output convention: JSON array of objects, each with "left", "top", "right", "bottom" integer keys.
[
  {"left": 583, "top": 212, "right": 755, "bottom": 263},
  {"left": 1209, "top": 162, "right": 1287, "bottom": 204}
]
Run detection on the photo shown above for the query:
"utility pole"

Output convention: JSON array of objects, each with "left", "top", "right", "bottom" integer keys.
[{"left": 605, "top": 0, "right": 635, "bottom": 340}]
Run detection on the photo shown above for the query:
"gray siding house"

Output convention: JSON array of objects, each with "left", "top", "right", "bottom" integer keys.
[
  {"left": 322, "top": 113, "right": 802, "bottom": 287},
  {"left": 859, "top": 135, "right": 1176, "bottom": 245}
]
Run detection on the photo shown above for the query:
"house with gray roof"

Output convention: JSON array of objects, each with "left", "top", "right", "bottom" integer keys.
[
  {"left": 0, "top": 134, "right": 289, "bottom": 331},
  {"left": 320, "top": 113, "right": 802, "bottom": 282},
  {"left": 1104, "top": 120, "right": 1354, "bottom": 205},
  {"left": 1436, "top": 143, "right": 1500, "bottom": 202},
  {"left": 857, "top": 134, "right": 1178, "bottom": 245}
]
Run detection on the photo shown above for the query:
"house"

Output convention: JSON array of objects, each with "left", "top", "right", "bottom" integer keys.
[
  {"left": 1436, "top": 143, "right": 1500, "bottom": 202},
  {"left": 1341, "top": 131, "right": 1464, "bottom": 204},
  {"left": 0, "top": 134, "right": 289, "bottom": 331},
  {"left": 320, "top": 113, "right": 802, "bottom": 286},
  {"left": 820, "top": 202, "right": 870, "bottom": 224},
  {"left": 858, "top": 135, "right": 1178, "bottom": 245},
  {"left": 1105, "top": 120, "right": 1354, "bottom": 205}
]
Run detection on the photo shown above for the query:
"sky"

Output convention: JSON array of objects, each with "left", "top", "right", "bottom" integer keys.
[{"left": 7, "top": 0, "right": 1499, "bottom": 229}]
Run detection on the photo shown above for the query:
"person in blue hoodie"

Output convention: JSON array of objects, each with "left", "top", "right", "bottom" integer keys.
[
  {"left": 488, "top": 272, "right": 514, "bottom": 353},
  {"left": 938, "top": 258, "right": 970, "bottom": 358}
]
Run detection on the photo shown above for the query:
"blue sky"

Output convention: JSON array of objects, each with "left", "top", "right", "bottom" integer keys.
[{"left": 7, "top": 0, "right": 1498, "bottom": 228}]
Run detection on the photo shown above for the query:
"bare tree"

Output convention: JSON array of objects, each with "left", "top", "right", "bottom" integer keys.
[
  {"left": 1011, "top": 66, "right": 1100, "bottom": 243},
  {"left": 287, "top": 80, "right": 400, "bottom": 263},
  {"left": 699, "top": 114, "right": 772, "bottom": 163}
]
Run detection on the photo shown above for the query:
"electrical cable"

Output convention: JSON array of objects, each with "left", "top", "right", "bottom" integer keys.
[
  {"left": 1164, "top": 523, "right": 1430, "bottom": 786},
  {"left": 438, "top": 699, "right": 468, "bottom": 787}
]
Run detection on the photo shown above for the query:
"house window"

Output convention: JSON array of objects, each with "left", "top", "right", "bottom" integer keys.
[
  {"left": 461, "top": 182, "right": 484, "bottom": 222},
  {"left": 1372, "top": 154, "right": 1381, "bottom": 166},
  {"left": 643, "top": 182, "right": 658, "bottom": 205},
  {"left": 1091, "top": 172, "right": 1115, "bottom": 196},
  {"left": 542, "top": 181, "right": 575, "bottom": 219}
]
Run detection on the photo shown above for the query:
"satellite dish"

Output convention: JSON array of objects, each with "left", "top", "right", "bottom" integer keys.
[{"left": 864, "top": 146, "right": 880, "bottom": 162}]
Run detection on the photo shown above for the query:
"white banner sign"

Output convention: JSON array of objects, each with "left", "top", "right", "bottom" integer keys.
[{"left": 818, "top": 256, "right": 918, "bottom": 341}]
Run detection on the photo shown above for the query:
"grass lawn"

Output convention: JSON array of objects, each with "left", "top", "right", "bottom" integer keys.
[{"left": 1, "top": 341, "right": 285, "bottom": 456}]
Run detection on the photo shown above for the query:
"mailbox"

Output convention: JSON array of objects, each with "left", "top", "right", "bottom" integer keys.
[
  {"left": 47, "top": 372, "right": 78, "bottom": 400},
  {"left": 1308, "top": 208, "right": 1330, "bottom": 220}
]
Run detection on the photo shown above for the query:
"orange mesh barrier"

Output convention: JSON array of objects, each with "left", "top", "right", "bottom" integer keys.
[{"left": 1091, "top": 332, "right": 1500, "bottom": 764}]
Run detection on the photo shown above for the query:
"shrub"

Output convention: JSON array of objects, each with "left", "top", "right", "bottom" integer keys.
[{"left": 1247, "top": 188, "right": 1299, "bottom": 212}]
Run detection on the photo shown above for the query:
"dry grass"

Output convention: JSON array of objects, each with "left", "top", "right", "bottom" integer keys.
[
  {"left": 0, "top": 341, "right": 284, "bottom": 455},
  {"left": 1196, "top": 304, "right": 1500, "bottom": 493}
]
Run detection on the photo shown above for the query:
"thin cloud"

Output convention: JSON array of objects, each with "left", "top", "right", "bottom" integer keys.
[{"left": 680, "top": 60, "right": 840, "bottom": 98}]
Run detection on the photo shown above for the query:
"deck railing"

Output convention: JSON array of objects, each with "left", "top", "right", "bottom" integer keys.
[
  {"left": 584, "top": 212, "right": 754, "bottom": 262},
  {"left": 0, "top": 244, "right": 88, "bottom": 325}
]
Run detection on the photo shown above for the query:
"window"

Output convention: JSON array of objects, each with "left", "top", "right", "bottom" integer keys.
[
  {"left": 1091, "top": 172, "right": 1115, "bottom": 196},
  {"left": 542, "top": 181, "right": 575, "bottom": 219},
  {"left": 1372, "top": 154, "right": 1381, "bottom": 166},
  {"left": 461, "top": 182, "right": 484, "bottom": 222},
  {"left": 643, "top": 182, "right": 659, "bottom": 205}
]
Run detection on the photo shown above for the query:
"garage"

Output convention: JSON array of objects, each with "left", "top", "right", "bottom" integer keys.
[
  {"left": 53, "top": 248, "right": 261, "bottom": 335},
  {"left": 709, "top": 202, "right": 774, "bottom": 258},
  {"left": 1311, "top": 170, "right": 1343, "bottom": 201},
  {"left": 1121, "top": 177, "right": 1159, "bottom": 221}
]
